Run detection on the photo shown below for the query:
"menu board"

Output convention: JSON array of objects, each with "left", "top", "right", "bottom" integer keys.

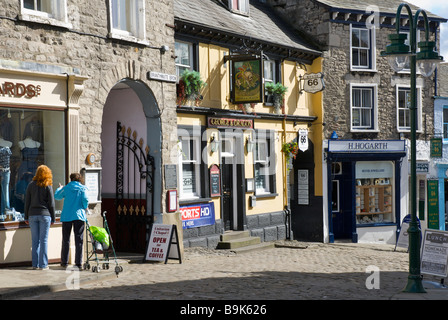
[
  {"left": 210, "top": 164, "right": 220, "bottom": 197},
  {"left": 81, "top": 168, "right": 102, "bottom": 203}
]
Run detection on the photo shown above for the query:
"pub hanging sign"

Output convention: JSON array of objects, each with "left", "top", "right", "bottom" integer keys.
[{"left": 229, "top": 55, "right": 263, "bottom": 104}]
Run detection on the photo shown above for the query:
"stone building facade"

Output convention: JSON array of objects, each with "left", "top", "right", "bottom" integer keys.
[
  {"left": 268, "top": 0, "right": 447, "bottom": 243},
  {"left": 0, "top": 0, "right": 181, "bottom": 265}
]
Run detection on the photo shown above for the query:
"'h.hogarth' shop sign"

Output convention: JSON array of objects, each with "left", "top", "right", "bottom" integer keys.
[
  {"left": 328, "top": 140, "right": 406, "bottom": 153},
  {"left": 208, "top": 116, "right": 253, "bottom": 129}
]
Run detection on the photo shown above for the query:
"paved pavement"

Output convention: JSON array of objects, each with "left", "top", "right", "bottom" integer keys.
[{"left": 1, "top": 241, "right": 448, "bottom": 302}]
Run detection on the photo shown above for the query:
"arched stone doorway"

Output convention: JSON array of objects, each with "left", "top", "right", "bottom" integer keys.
[{"left": 101, "top": 79, "right": 161, "bottom": 253}]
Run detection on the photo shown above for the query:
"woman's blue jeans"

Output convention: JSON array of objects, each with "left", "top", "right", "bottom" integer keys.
[{"left": 29, "top": 215, "right": 51, "bottom": 268}]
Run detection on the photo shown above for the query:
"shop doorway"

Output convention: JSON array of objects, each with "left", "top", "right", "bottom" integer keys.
[
  {"left": 101, "top": 80, "right": 161, "bottom": 253},
  {"left": 332, "top": 161, "right": 355, "bottom": 241}
]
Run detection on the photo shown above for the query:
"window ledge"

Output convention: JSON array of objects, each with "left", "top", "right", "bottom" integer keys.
[
  {"left": 0, "top": 218, "right": 61, "bottom": 231},
  {"left": 350, "top": 68, "right": 377, "bottom": 73},
  {"left": 108, "top": 32, "right": 149, "bottom": 46},
  {"left": 350, "top": 129, "right": 379, "bottom": 133},
  {"left": 254, "top": 193, "right": 278, "bottom": 199},
  {"left": 179, "top": 198, "right": 212, "bottom": 206},
  {"left": 19, "top": 13, "right": 72, "bottom": 29}
]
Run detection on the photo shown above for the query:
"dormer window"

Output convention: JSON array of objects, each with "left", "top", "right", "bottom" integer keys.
[{"left": 227, "top": 0, "right": 249, "bottom": 15}]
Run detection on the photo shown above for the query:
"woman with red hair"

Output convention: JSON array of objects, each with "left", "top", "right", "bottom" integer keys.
[{"left": 25, "top": 165, "right": 55, "bottom": 270}]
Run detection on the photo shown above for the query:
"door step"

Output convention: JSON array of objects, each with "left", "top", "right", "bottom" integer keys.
[{"left": 217, "top": 231, "right": 273, "bottom": 253}]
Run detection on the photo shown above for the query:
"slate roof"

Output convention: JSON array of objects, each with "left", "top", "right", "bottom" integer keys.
[
  {"left": 174, "top": 0, "right": 322, "bottom": 63},
  {"left": 316, "top": 0, "right": 446, "bottom": 21}
]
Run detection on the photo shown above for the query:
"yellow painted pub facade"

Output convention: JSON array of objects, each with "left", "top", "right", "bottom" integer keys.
[{"left": 174, "top": 0, "right": 325, "bottom": 247}]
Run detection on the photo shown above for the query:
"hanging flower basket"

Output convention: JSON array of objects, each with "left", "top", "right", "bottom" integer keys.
[
  {"left": 176, "top": 70, "right": 206, "bottom": 107},
  {"left": 281, "top": 141, "right": 299, "bottom": 162}
]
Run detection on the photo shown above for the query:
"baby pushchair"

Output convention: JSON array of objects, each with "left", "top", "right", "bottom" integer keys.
[{"left": 84, "top": 211, "right": 123, "bottom": 276}]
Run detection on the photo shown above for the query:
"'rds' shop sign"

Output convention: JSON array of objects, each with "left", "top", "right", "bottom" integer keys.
[{"left": 180, "top": 203, "right": 215, "bottom": 229}]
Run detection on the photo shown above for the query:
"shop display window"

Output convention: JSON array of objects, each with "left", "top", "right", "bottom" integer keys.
[
  {"left": 0, "top": 107, "right": 65, "bottom": 223},
  {"left": 355, "top": 161, "right": 394, "bottom": 225}
]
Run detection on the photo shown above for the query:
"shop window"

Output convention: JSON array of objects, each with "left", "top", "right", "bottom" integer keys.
[
  {"left": 355, "top": 161, "right": 394, "bottom": 225},
  {"left": 109, "top": 0, "right": 147, "bottom": 44},
  {"left": 178, "top": 135, "right": 201, "bottom": 200},
  {"left": 175, "top": 41, "right": 194, "bottom": 79},
  {"left": 351, "top": 84, "right": 377, "bottom": 131},
  {"left": 0, "top": 107, "right": 65, "bottom": 223},
  {"left": 397, "top": 86, "right": 422, "bottom": 132},
  {"left": 350, "top": 26, "right": 376, "bottom": 71},
  {"left": 254, "top": 130, "right": 276, "bottom": 195},
  {"left": 19, "top": 0, "right": 71, "bottom": 28}
]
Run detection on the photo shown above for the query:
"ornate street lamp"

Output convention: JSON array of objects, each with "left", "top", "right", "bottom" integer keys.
[{"left": 381, "top": 3, "right": 443, "bottom": 293}]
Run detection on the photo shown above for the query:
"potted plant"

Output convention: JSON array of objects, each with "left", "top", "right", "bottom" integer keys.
[
  {"left": 265, "top": 82, "right": 287, "bottom": 114},
  {"left": 177, "top": 70, "right": 206, "bottom": 107}
]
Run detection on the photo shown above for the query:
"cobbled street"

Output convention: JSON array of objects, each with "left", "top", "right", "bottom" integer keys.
[{"left": 22, "top": 241, "right": 441, "bottom": 301}]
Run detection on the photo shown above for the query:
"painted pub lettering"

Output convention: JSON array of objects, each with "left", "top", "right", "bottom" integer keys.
[{"left": 0, "top": 81, "right": 41, "bottom": 98}]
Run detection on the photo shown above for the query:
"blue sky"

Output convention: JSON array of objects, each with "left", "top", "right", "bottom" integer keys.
[{"left": 405, "top": 0, "right": 448, "bottom": 59}]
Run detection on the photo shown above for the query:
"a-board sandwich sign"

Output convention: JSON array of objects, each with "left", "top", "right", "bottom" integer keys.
[
  {"left": 421, "top": 230, "right": 448, "bottom": 277},
  {"left": 144, "top": 224, "right": 181, "bottom": 264}
]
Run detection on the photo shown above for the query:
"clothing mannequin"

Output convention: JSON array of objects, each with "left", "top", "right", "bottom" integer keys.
[
  {"left": 18, "top": 137, "right": 40, "bottom": 150},
  {"left": 0, "top": 138, "right": 12, "bottom": 214},
  {"left": 0, "top": 137, "right": 12, "bottom": 148},
  {"left": 17, "top": 137, "right": 40, "bottom": 186}
]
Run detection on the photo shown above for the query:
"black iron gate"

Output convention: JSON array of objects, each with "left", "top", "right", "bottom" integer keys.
[{"left": 115, "top": 121, "right": 155, "bottom": 253}]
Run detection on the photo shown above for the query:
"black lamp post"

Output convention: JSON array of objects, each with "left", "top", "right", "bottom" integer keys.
[{"left": 381, "top": 3, "right": 443, "bottom": 293}]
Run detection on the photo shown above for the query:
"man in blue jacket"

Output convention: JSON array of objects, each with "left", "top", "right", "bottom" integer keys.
[{"left": 55, "top": 172, "right": 89, "bottom": 269}]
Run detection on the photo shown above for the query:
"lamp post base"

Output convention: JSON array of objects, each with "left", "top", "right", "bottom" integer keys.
[{"left": 403, "top": 275, "right": 426, "bottom": 293}]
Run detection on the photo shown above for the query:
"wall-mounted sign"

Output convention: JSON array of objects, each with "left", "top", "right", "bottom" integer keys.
[
  {"left": 164, "top": 164, "right": 177, "bottom": 189},
  {"left": 230, "top": 56, "right": 263, "bottom": 104},
  {"left": 207, "top": 116, "right": 253, "bottom": 129},
  {"left": 0, "top": 81, "right": 41, "bottom": 98},
  {"left": 302, "top": 72, "right": 325, "bottom": 93},
  {"left": 328, "top": 140, "right": 405, "bottom": 153},
  {"left": 147, "top": 71, "right": 177, "bottom": 83},
  {"left": 298, "top": 129, "right": 308, "bottom": 152},
  {"left": 209, "top": 164, "right": 221, "bottom": 197},
  {"left": 431, "top": 138, "right": 442, "bottom": 157},
  {"left": 81, "top": 167, "right": 102, "bottom": 204},
  {"left": 180, "top": 202, "right": 215, "bottom": 229},
  {"left": 297, "top": 169, "right": 309, "bottom": 205}
]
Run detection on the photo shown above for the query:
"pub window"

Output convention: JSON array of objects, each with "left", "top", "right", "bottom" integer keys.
[
  {"left": 0, "top": 107, "right": 65, "bottom": 223},
  {"left": 227, "top": 0, "right": 249, "bottom": 15},
  {"left": 109, "top": 0, "right": 147, "bottom": 43},
  {"left": 175, "top": 41, "right": 194, "bottom": 80},
  {"left": 254, "top": 130, "right": 276, "bottom": 195},
  {"left": 20, "top": 0, "right": 71, "bottom": 28},
  {"left": 263, "top": 59, "right": 279, "bottom": 104},
  {"left": 178, "top": 135, "right": 201, "bottom": 200}
]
